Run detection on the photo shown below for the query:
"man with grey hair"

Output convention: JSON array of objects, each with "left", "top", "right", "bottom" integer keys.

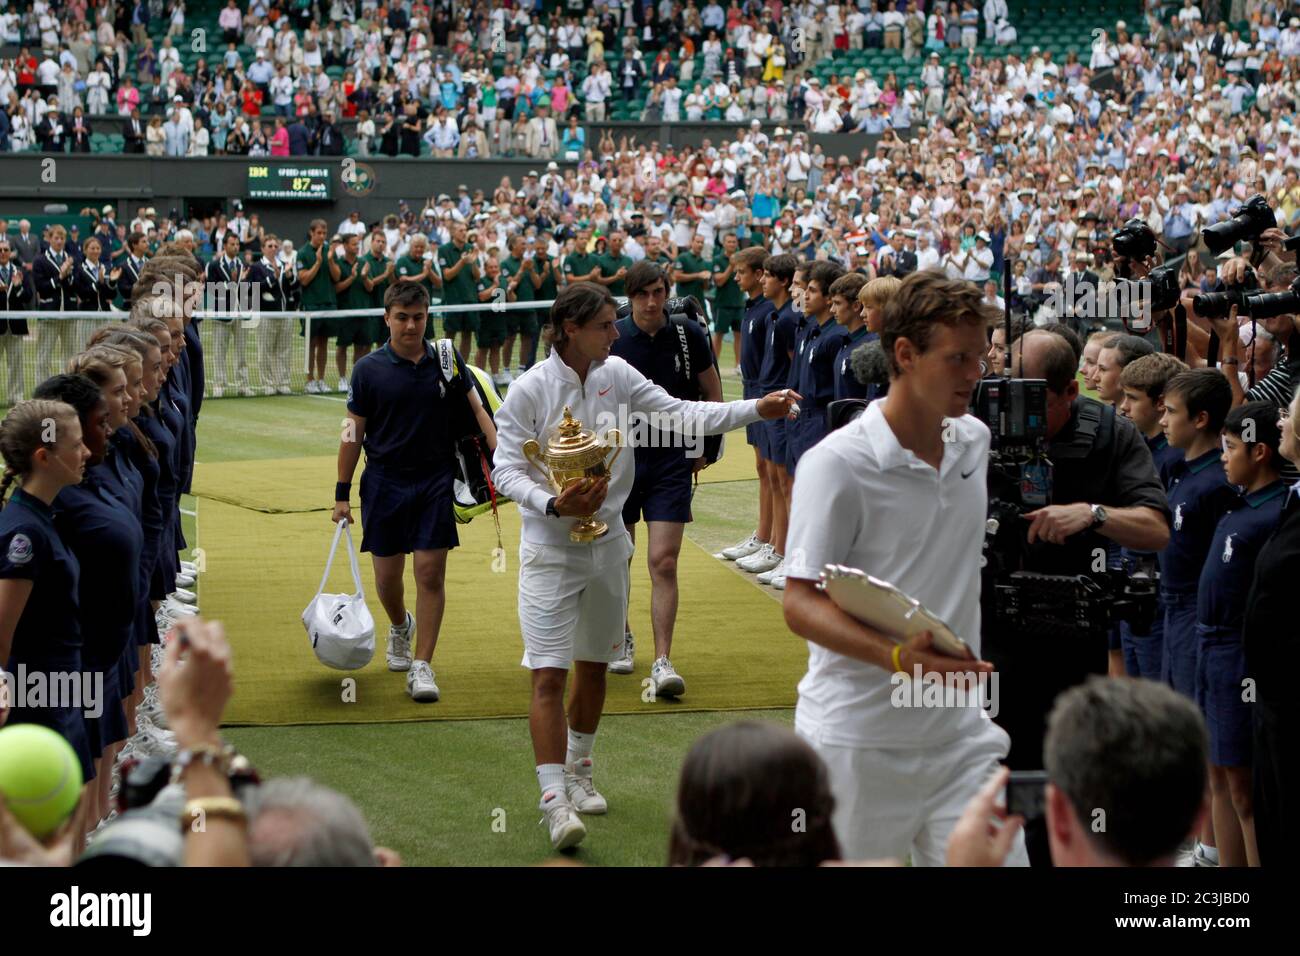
[{"left": 243, "top": 778, "right": 401, "bottom": 867}]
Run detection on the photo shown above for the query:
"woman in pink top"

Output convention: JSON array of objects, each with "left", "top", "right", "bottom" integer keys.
[
  {"left": 550, "top": 77, "right": 569, "bottom": 117},
  {"left": 270, "top": 117, "right": 290, "bottom": 156},
  {"left": 116, "top": 80, "right": 140, "bottom": 115}
]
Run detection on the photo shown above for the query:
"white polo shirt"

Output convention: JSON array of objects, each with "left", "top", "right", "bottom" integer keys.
[{"left": 785, "top": 399, "right": 991, "bottom": 749}]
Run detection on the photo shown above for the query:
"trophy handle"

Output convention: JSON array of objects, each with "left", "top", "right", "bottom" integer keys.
[
  {"left": 522, "top": 439, "right": 559, "bottom": 492},
  {"left": 603, "top": 428, "right": 623, "bottom": 472}
]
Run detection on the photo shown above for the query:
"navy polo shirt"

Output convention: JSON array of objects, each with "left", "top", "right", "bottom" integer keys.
[
  {"left": 758, "top": 300, "right": 799, "bottom": 395},
  {"left": 834, "top": 327, "right": 875, "bottom": 402},
  {"left": 0, "top": 488, "right": 82, "bottom": 672},
  {"left": 1146, "top": 430, "right": 1184, "bottom": 488},
  {"left": 794, "top": 315, "right": 848, "bottom": 411},
  {"left": 789, "top": 314, "right": 813, "bottom": 391},
  {"left": 611, "top": 314, "right": 712, "bottom": 453},
  {"left": 741, "top": 295, "right": 774, "bottom": 399},
  {"left": 347, "top": 340, "right": 471, "bottom": 475},
  {"left": 1159, "top": 447, "right": 1235, "bottom": 592},
  {"left": 53, "top": 467, "right": 144, "bottom": 671},
  {"left": 1198, "top": 480, "right": 1287, "bottom": 630}
]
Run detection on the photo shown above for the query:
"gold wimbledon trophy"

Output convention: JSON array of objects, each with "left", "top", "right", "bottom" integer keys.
[{"left": 523, "top": 406, "right": 623, "bottom": 542}]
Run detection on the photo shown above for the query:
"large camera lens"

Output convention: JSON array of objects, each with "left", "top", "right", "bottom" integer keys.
[
  {"left": 1193, "top": 290, "right": 1249, "bottom": 318},
  {"left": 1244, "top": 289, "right": 1300, "bottom": 319},
  {"left": 1201, "top": 195, "right": 1277, "bottom": 256},
  {"left": 1112, "top": 218, "right": 1156, "bottom": 260}
]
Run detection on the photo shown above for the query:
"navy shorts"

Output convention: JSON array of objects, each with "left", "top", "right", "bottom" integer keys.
[
  {"left": 1196, "top": 624, "right": 1252, "bottom": 767},
  {"left": 85, "top": 662, "right": 128, "bottom": 754},
  {"left": 746, "top": 420, "right": 764, "bottom": 448},
  {"left": 360, "top": 467, "right": 459, "bottom": 556},
  {"left": 622, "top": 449, "right": 693, "bottom": 526},
  {"left": 1160, "top": 589, "right": 1198, "bottom": 699},
  {"left": 764, "top": 416, "right": 788, "bottom": 467}
]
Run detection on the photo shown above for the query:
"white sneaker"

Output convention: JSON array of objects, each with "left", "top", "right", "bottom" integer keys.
[
  {"left": 386, "top": 611, "right": 414, "bottom": 671},
  {"left": 211, "top": 385, "right": 224, "bottom": 398},
  {"left": 175, "top": 572, "right": 196, "bottom": 588},
  {"left": 406, "top": 660, "right": 440, "bottom": 702},
  {"left": 171, "top": 587, "right": 197, "bottom": 604},
  {"left": 238, "top": 386, "right": 254, "bottom": 397},
  {"left": 650, "top": 656, "right": 686, "bottom": 697},
  {"left": 771, "top": 563, "right": 788, "bottom": 590},
  {"left": 757, "top": 557, "right": 785, "bottom": 586},
  {"left": 539, "top": 790, "right": 587, "bottom": 850},
  {"left": 180, "top": 560, "right": 199, "bottom": 574},
  {"left": 1175, "top": 839, "right": 1196, "bottom": 867},
  {"left": 164, "top": 597, "right": 197, "bottom": 616},
  {"left": 336, "top": 379, "right": 348, "bottom": 393},
  {"left": 304, "top": 380, "right": 317, "bottom": 394},
  {"left": 718, "top": 531, "right": 764, "bottom": 561},
  {"left": 277, "top": 386, "right": 292, "bottom": 395},
  {"left": 501, "top": 368, "right": 515, "bottom": 384},
  {"left": 608, "top": 631, "right": 634, "bottom": 674},
  {"left": 737, "top": 543, "right": 780, "bottom": 573},
  {"left": 565, "top": 757, "right": 608, "bottom": 814},
  {"left": 492, "top": 371, "right": 508, "bottom": 388},
  {"left": 1192, "top": 841, "right": 1219, "bottom": 867}
]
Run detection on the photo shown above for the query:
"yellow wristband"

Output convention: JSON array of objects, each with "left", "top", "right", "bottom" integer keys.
[{"left": 891, "top": 643, "right": 906, "bottom": 675}]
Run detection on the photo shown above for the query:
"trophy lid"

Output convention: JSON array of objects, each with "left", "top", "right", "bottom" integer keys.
[{"left": 543, "top": 407, "right": 607, "bottom": 460}]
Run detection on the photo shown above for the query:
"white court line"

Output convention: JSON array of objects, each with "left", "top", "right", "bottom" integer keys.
[{"left": 308, "top": 394, "right": 348, "bottom": 403}]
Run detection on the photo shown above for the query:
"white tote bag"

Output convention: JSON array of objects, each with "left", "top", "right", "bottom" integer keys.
[{"left": 302, "top": 519, "right": 375, "bottom": 670}]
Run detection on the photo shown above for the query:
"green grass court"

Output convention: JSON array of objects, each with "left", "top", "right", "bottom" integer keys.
[{"left": 190, "top": 340, "right": 804, "bottom": 866}]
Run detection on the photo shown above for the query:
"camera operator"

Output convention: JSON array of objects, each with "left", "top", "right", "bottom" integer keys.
[
  {"left": 1208, "top": 256, "right": 1300, "bottom": 484},
  {"left": 990, "top": 331, "right": 1171, "bottom": 778}
]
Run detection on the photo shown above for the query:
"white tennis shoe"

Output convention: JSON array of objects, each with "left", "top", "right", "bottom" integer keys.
[
  {"left": 386, "top": 611, "right": 414, "bottom": 671},
  {"left": 539, "top": 790, "right": 586, "bottom": 850},
  {"left": 565, "top": 757, "right": 608, "bottom": 814},
  {"left": 718, "top": 531, "right": 764, "bottom": 561},
  {"left": 406, "top": 660, "right": 440, "bottom": 702},
  {"left": 737, "top": 543, "right": 780, "bottom": 573},
  {"left": 608, "top": 631, "right": 634, "bottom": 674}
]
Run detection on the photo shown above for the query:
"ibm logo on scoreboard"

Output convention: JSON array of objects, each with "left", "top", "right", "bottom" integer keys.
[{"left": 246, "top": 165, "right": 334, "bottom": 201}]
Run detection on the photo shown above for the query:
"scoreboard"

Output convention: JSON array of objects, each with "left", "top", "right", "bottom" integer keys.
[{"left": 246, "top": 164, "right": 333, "bottom": 201}]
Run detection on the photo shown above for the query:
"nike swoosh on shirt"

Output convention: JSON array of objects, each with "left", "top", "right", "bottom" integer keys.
[
  {"left": 961, "top": 467, "right": 977, "bottom": 479},
  {"left": 598, "top": 386, "right": 612, "bottom": 396}
]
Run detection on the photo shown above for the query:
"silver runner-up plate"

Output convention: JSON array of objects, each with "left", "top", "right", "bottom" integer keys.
[{"left": 816, "top": 565, "right": 974, "bottom": 660}]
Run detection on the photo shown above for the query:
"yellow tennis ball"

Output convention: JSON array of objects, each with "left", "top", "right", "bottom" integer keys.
[{"left": 0, "top": 724, "right": 84, "bottom": 840}]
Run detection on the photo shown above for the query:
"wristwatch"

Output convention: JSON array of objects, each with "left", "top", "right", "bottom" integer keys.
[
  {"left": 545, "top": 496, "right": 559, "bottom": 518},
  {"left": 1090, "top": 504, "right": 1109, "bottom": 526}
]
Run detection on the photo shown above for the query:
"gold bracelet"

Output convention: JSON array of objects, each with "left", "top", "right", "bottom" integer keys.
[
  {"left": 180, "top": 797, "right": 247, "bottom": 830},
  {"left": 891, "top": 643, "right": 907, "bottom": 675}
]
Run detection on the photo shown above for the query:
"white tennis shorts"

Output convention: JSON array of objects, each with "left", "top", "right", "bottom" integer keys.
[
  {"left": 518, "top": 531, "right": 634, "bottom": 670},
  {"left": 800, "top": 719, "right": 1029, "bottom": 867}
]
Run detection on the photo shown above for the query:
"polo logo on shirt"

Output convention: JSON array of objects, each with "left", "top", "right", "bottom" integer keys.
[
  {"left": 1222, "top": 533, "right": 1235, "bottom": 563},
  {"left": 7, "top": 533, "right": 32, "bottom": 565},
  {"left": 1174, "top": 503, "right": 1184, "bottom": 531}
]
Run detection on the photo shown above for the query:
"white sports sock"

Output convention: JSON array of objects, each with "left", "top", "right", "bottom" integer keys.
[
  {"left": 566, "top": 728, "right": 595, "bottom": 767},
  {"left": 1198, "top": 842, "right": 1220, "bottom": 864},
  {"left": 537, "top": 763, "right": 565, "bottom": 798}
]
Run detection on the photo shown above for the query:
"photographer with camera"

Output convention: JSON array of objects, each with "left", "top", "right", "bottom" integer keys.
[{"left": 991, "top": 331, "right": 1171, "bottom": 777}]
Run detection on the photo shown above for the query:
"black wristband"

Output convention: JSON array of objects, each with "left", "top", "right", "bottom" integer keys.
[
  {"left": 335, "top": 482, "right": 352, "bottom": 502},
  {"left": 545, "top": 496, "right": 559, "bottom": 517}
]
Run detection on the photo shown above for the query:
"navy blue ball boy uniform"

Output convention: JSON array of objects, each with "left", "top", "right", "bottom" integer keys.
[
  {"left": 1196, "top": 480, "right": 1286, "bottom": 766},
  {"left": 757, "top": 302, "right": 798, "bottom": 467},
  {"left": 347, "top": 341, "right": 471, "bottom": 556},
  {"left": 741, "top": 295, "right": 773, "bottom": 452},
  {"left": 0, "top": 488, "right": 93, "bottom": 781},
  {"left": 1119, "top": 432, "right": 1184, "bottom": 678},
  {"left": 1160, "top": 448, "right": 1235, "bottom": 697},
  {"left": 612, "top": 313, "right": 716, "bottom": 526},
  {"left": 833, "top": 327, "right": 876, "bottom": 402},
  {"left": 788, "top": 316, "right": 848, "bottom": 473}
]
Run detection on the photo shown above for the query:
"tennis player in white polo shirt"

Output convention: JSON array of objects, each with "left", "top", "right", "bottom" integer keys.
[
  {"left": 493, "top": 281, "right": 799, "bottom": 851},
  {"left": 782, "top": 270, "right": 1029, "bottom": 866}
]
